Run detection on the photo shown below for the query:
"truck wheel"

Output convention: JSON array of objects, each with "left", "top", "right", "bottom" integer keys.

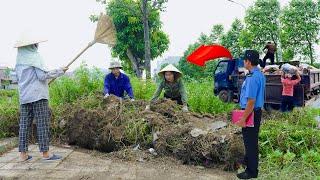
[
  {"left": 263, "top": 104, "right": 272, "bottom": 112},
  {"left": 218, "top": 90, "right": 230, "bottom": 103},
  {"left": 264, "top": 104, "right": 280, "bottom": 112},
  {"left": 271, "top": 104, "right": 280, "bottom": 110}
]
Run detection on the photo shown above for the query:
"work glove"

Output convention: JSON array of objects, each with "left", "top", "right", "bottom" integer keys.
[
  {"left": 103, "top": 94, "right": 110, "bottom": 99},
  {"left": 182, "top": 105, "right": 189, "bottom": 112},
  {"left": 145, "top": 105, "right": 150, "bottom": 111},
  {"left": 131, "top": 98, "right": 135, "bottom": 102}
]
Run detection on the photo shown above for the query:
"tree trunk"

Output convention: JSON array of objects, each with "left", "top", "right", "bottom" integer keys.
[
  {"left": 274, "top": 42, "right": 279, "bottom": 62},
  {"left": 142, "top": 0, "right": 152, "bottom": 79},
  {"left": 126, "top": 49, "right": 142, "bottom": 78},
  {"left": 275, "top": 19, "right": 282, "bottom": 62},
  {"left": 305, "top": 32, "right": 314, "bottom": 65},
  {"left": 271, "top": 35, "right": 282, "bottom": 63},
  {"left": 276, "top": 41, "right": 283, "bottom": 62},
  {"left": 308, "top": 40, "right": 314, "bottom": 65}
]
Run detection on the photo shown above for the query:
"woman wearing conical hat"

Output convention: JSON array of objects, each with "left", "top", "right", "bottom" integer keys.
[
  {"left": 146, "top": 64, "right": 188, "bottom": 112},
  {"left": 14, "top": 32, "right": 67, "bottom": 162}
]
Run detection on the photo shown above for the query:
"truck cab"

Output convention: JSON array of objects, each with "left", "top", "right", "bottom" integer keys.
[{"left": 214, "top": 58, "right": 244, "bottom": 102}]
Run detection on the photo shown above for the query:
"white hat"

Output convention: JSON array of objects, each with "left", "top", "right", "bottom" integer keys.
[
  {"left": 158, "top": 64, "right": 183, "bottom": 78},
  {"left": 14, "top": 31, "right": 47, "bottom": 48},
  {"left": 109, "top": 61, "right": 123, "bottom": 69}
]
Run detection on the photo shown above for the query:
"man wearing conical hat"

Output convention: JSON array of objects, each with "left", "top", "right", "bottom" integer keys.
[
  {"left": 146, "top": 64, "right": 188, "bottom": 112},
  {"left": 104, "top": 61, "right": 134, "bottom": 101},
  {"left": 14, "top": 32, "right": 67, "bottom": 162}
]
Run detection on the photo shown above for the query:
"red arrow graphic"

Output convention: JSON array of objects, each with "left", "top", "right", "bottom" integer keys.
[{"left": 187, "top": 45, "right": 233, "bottom": 66}]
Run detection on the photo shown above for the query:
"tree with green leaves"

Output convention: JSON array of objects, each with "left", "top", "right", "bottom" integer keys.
[
  {"left": 178, "top": 42, "right": 205, "bottom": 79},
  {"left": 281, "top": 0, "right": 320, "bottom": 65},
  {"left": 93, "top": 0, "right": 169, "bottom": 78},
  {"left": 209, "top": 24, "right": 224, "bottom": 43},
  {"left": 244, "top": 0, "right": 282, "bottom": 61},
  {"left": 221, "top": 18, "right": 244, "bottom": 58},
  {"left": 4, "top": 68, "right": 11, "bottom": 78},
  {"left": 238, "top": 29, "right": 254, "bottom": 50}
]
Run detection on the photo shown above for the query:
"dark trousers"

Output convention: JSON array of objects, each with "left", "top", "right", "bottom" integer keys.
[
  {"left": 19, "top": 99, "right": 50, "bottom": 152},
  {"left": 164, "top": 94, "right": 183, "bottom": 105},
  {"left": 242, "top": 108, "right": 262, "bottom": 176},
  {"left": 262, "top": 52, "right": 275, "bottom": 67},
  {"left": 281, "top": 96, "right": 295, "bottom": 112}
]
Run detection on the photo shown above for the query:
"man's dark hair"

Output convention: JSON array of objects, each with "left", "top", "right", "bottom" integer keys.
[{"left": 243, "top": 50, "right": 260, "bottom": 66}]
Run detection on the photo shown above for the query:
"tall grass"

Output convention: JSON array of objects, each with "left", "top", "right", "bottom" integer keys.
[
  {"left": 0, "top": 90, "right": 19, "bottom": 138},
  {"left": 186, "top": 79, "right": 235, "bottom": 114},
  {"left": 49, "top": 65, "right": 234, "bottom": 114},
  {"left": 259, "top": 155, "right": 320, "bottom": 179},
  {"left": 130, "top": 77, "right": 157, "bottom": 100},
  {"left": 49, "top": 65, "right": 104, "bottom": 107}
]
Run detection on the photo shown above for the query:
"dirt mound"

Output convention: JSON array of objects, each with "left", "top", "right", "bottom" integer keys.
[{"left": 61, "top": 94, "right": 244, "bottom": 170}]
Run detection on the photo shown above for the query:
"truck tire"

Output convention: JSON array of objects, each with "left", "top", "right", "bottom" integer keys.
[
  {"left": 271, "top": 104, "right": 281, "bottom": 110},
  {"left": 263, "top": 103, "right": 272, "bottom": 112},
  {"left": 263, "top": 103, "right": 280, "bottom": 112},
  {"left": 218, "top": 90, "right": 230, "bottom": 103}
]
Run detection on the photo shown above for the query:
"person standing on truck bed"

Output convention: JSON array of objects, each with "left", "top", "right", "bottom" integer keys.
[
  {"left": 262, "top": 42, "right": 276, "bottom": 68},
  {"left": 280, "top": 71, "right": 301, "bottom": 112},
  {"left": 235, "top": 50, "right": 266, "bottom": 179}
]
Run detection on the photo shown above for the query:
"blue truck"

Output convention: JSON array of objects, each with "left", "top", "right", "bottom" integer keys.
[{"left": 213, "top": 58, "right": 320, "bottom": 110}]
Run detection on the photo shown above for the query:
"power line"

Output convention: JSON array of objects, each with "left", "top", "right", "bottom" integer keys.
[{"left": 226, "top": 0, "right": 247, "bottom": 10}]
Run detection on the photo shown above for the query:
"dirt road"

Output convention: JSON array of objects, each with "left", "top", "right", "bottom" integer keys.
[{"left": 0, "top": 144, "right": 236, "bottom": 180}]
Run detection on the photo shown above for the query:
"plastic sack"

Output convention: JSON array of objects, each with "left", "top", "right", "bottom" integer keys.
[{"left": 281, "top": 63, "right": 298, "bottom": 75}]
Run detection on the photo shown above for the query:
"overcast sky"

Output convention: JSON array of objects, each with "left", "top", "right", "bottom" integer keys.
[{"left": 0, "top": 0, "right": 293, "bottom": 70}]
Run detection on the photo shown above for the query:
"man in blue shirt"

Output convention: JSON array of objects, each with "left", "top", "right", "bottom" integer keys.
[
  {"left": 104, "top": 61, "right": 134, "bottom": 101},
  {"left": 236, "top": 50, "right": 266, "bottom": 179}
]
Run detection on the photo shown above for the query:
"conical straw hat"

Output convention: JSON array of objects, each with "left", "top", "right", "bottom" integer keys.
[
  {"left": 14, "top": 31, "right": 47, "bottom": 48},
  {"left": 158, "top": 64, "right": 183, "bottom": 78}
]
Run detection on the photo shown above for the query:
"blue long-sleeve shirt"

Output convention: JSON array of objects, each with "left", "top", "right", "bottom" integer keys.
[{"left": 104, "top": 73, "right": 134, "bottom": 99}]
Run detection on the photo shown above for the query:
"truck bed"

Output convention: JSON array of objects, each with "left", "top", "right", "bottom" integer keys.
[
  {"left": 265, "top": 70, "right": 320, "bottom": 106},
  {"left": 230, "top": 70, "right": 320, "bottom": 107}
]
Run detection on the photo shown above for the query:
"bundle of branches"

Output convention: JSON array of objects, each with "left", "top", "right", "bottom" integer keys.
[{"left": 60, "top": 94, "right": 244, "bottom": 169}]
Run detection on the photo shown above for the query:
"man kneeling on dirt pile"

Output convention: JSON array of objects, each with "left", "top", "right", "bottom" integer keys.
[{"left": 104, "top": 61, "right": 135, "bottom": 101}]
